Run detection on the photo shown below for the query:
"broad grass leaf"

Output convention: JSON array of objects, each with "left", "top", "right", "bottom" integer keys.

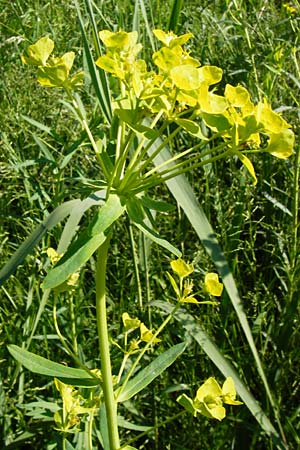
[
  {"left": 0, "top": 199, "right": 79, "bottom": 287},
  {"left": 8, "top": 345, "right": 100, "bottom": 387},
  {"left": 57, "top": 189, "right": 106, "bottom": 254},
  {"left": 167, "top": 1, "right": 185, "bottom": 33},
  {"left": 43, "top": 194, "right": 125, "bottom": 289},
  {"left": 117, "top": 342, "right": 186, "bottom": 402},
  {"left": 66, "top": 440, "right": 76, "bottom": 450}
]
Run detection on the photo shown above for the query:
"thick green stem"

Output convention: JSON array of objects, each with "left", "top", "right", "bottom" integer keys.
[{"left": 96, "top": 235, "right": 120, "bottom": 450}]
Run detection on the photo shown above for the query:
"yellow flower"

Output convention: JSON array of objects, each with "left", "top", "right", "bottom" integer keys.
[
  {"left": 140, "top": 323, "right": 161, "bottom": 343},
  {"left": 177, "top": 377, "right": 242, "bottom": 420},
  {"left": 204, "top": 273, "right": 223, "bottom": 296},
  {"left": 170, "top": 258, "right": 194, "bottom": 278}
]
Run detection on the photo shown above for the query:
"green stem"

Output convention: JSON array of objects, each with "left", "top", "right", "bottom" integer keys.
[
  {"left": 53, "top": 296, "right": 99, "bottom": 380},
  {"left": 118, "top": 301, "right": 181, "bottom": 399},
  {"left": 131, "top": 149, "right": 231, "bottom": 194},
  {"left": 69, "top": 295, "right": 78, "bottom": 355},
  {"left": 87, "top": 407, "right": 95, "bottom": 450},
  {"left": 290, "top": 137, "right": 300, "bottom": 273},
  {"left": 96, "top": 235, "right": 120, "bottom": 450},
  {"left": 128, "top": 221, "right": 143, "bottom": 310}
]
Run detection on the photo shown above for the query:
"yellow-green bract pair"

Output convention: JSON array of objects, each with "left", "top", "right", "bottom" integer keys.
[{"left": 177, "top": 377, "right": 243, "bottom": 421}]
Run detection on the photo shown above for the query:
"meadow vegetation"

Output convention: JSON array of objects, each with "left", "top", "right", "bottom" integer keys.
[{"left": 0, "top": 1, "right": 300, "bottom": 449}]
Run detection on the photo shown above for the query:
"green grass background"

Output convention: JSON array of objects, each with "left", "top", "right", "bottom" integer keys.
[{"left": 1, "top": 0, "right": 300, "bottom": 449}]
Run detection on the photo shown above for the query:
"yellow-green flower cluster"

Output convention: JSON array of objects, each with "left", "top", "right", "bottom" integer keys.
[
  {"left": 54, "top": 378, "right": 94, "bottom": 433},
  {"left": 96, "top": 29, "right": 294, "bottom": 183},
  {"left": 21, "top": 36, "right": 83, "bottom": 89},
  {"left": 177, "top": 377, "right": 242, "bottom": 421},
  {"left": 168, "top": 258, "right": 223, "bottom": 304},
  {"left": 23, "top": 30, "right": 294, "bottom": 185}
]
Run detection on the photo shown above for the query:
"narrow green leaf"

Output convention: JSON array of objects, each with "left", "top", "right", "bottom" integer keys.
[
  {"left": 130, "top": 216, "right": 181, "bottom": 257},
  {"left": 121, "top": 447, "right": 138, "bottom": 450},
  {"left": 118, "top": 417, "right": 151, "bottom": 432},
  {"left": 175, "top": 118, "right": 208, "bottom": 140},
  {"left": 8, "top": 345, "right": 100, "bottom": 387},
  {"left": 115, "top": 109, "right": 158, "bottom": 139},
  {"left": 136, "top": 0, "right": 156, "bottom": 52},
  {"left": 117, "top": 342, "right": 186, "bottom": 402},
  {"left": 140, "top": 195, "right": 176, "bottom": 212},
  {"left": 32, "top": 134, "right": 56, "bottom": 163},
  {"left": 43, "top": 194, "right": 125, "bottom": 289},
  {"left": 177, "top": 393, "right": 195, "bottom": 415},
  {"left": 21, "top": 114, "right": 53, "bottom": 134},
  {"left": 99, "top": 404, "right": 109, "bottom": 450},
  {"left": 168, "top": 0, "right": 184, "bottom": 33},
  {"left": 43, "top": 232, "right": 106, "bottom": 290}
]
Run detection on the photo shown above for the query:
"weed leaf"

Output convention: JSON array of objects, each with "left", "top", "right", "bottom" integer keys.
[{"left": 8, "top": 345, "right": 100, "bottom": 387}]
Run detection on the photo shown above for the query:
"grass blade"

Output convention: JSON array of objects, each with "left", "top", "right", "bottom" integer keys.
[
  {"left": 153, "top": 301, "right": 286, "bottom": 450},
  {"left": 0, "top": 199, "right": 79, "bottom": 287},
  {"left": 148, "top": 139, "right": 282, "bottom": 435},
  {"left": 168, "top": 0, "right": 184, "bottom": 33},
  {"left": 74, "top": 0, "right": 112, "bottom": 123}
]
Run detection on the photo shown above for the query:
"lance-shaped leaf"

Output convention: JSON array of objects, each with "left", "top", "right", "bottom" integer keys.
[
  {"left": 43, "top": 194, "right": 125, "bottom": 289},
  {"left": 175, "top": 118, "right": 208, "bottom": 140},
  {"left": 116, "top": 342, "right": 186, "bottom": 402},
  {"left": 127, "top": 197, "right": 181, "bottom": 257},
  {"left": 8, "top": 345, "right": 100, "bottom": 387},
  {"left": 235, "top": 150, "right": 257, "bottom": 185}
]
